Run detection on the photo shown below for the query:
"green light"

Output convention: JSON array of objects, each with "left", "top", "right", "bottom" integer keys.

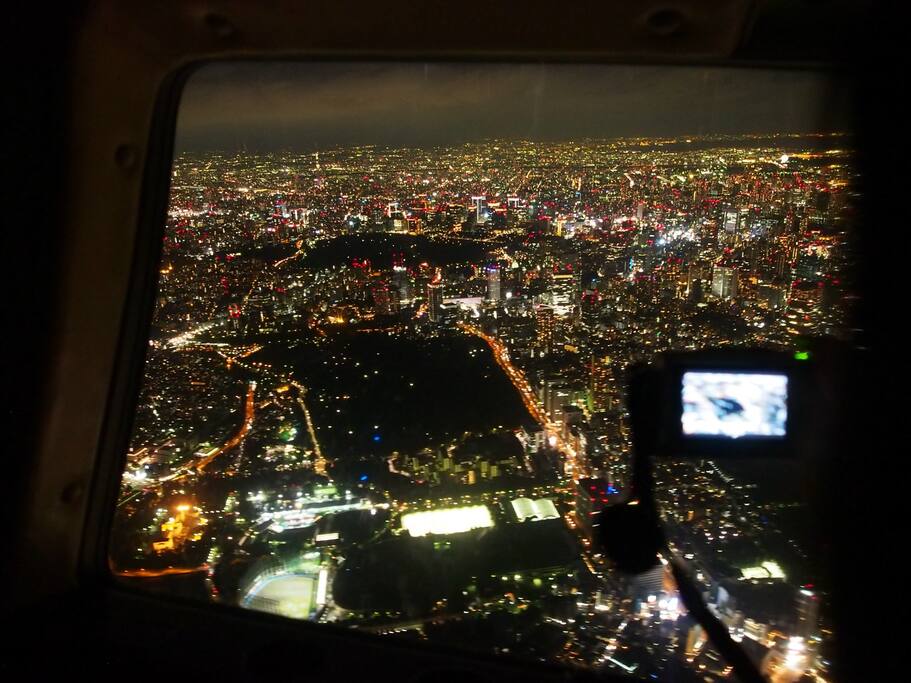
[{"left": 794, "top": 351, "right": 810, "bottom": 361}]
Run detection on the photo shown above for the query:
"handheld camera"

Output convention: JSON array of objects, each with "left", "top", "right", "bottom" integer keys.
[{"left": 630, "top": 349, "right": 812, "bottom": 460}]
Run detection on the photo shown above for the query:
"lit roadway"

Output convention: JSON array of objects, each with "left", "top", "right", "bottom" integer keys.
[
  {"left": 458, "top": 322, "right": 586, "bottom": 479},
  {"left": 117, "top": 383, "right": 256, "bottom": 504},
  {"left": 217, "top": 346, "right": 327, "bottom": 476},
  {"left": 196, "top": 381, "right": 256, "bottom": 472},
  {"left": 289, "top": 380, "right": 327, "bottom": 476}
]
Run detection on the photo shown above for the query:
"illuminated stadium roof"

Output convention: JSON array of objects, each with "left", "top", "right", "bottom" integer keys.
[
  {"left": 400, "top": 505, "right": 494, "bottom": 537},
  {"left": 739, "top": 560, "right": 786, "bottom": 580},
  {"left": 510, "top": 497, "right": 560, "bottom": 522}
]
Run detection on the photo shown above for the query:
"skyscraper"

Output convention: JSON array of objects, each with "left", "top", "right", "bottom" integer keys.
[
  {"left": 427, "top": 270, "right": 443, "bottom": 323},
  {"left": 580, "top": 292, "right": 603, "bottom": 329},
  {"left": 371, "top": 282, "right": 398, "bottom": 315},
  {"left": 393, "top": 262, "right": 412, "bottom": 305},
  {"left": 722, "top": 209, "right": 740, "bottom": 247},
  {"left": 575, "top": 477, "right": 614, "bottom": 539},
  {"left": 536, "top": 305, "right": 555, "bottom": 355},
  {"left": 590, "top": 354, "right": 616, "bottom": 412},
  {"left": 470, "top": 195, "right": 486, "bottom": 223},
  {"left": 550, "top": 272, "right": 579, "bottom": 316},
  {"left": 486, "top": 265, "right": 501, "bottom": 303},
  {"left": 711, "top": 265, "right": 739, "bottom": 300},
  {"left": 796, "top": 588, "right": 819, "bottom": 638}
]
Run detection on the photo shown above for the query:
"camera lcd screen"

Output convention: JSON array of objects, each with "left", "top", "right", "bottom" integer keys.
[{"left": 681, "top": 371, "right": 788, "bottom": 439}]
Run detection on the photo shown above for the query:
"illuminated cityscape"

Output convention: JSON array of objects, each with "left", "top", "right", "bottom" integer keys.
[{"left": 112, "top": 131, "right": 854, "bottom": 681}]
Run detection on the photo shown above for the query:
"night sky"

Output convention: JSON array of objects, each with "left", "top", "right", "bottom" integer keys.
[{"left": 175, "top": 62, "right": 851, "bottom": 152}]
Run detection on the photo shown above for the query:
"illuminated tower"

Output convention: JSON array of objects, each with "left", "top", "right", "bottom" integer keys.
[
  {"left": 506, "top": 196, "right": 523, "bottom": 226},
  {"left": 427, "top": 270, "right": 443, "bottom": 323},
  {"left": 485, "top": 264, "right": 501, "bottom": 303},
  {"left": 590, "top": 354, "right": 615, "bottom": 412},
  {"left": 711, "top": 265, "right": 739, "bottom": 300},
  {"left": 722, "top": 209, "right": 740, "bottom": 246},
  {"left": 392, "top": 254, "right": 411, "bottom": 305},
  {"left": 536, "top": 305, "right": 555, "bottom": 355},
  {"left": 471, "top": 196, "right": 486, "bottom": 223},
  {"left": 796, "top": 588, "right": 819, "bottom": 638},
  {"left": 371, "top": 282, "right": 399, "bottom": 315},
  {"left": 550, "top": 272, "right": 579, "bottom": 316}
]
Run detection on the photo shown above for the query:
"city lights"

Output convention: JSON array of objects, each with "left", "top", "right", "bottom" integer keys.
[{"left": 110, "top": 64, "right": 853, "bottom": 681}]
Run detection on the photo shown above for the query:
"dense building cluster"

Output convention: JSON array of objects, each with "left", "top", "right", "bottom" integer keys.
[{"left": 113, "top": 134, "right": 854, "bottom": 681}]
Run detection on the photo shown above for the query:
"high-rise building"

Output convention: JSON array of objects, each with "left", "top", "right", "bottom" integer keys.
[
  {"left": 580, "top": 292, "right": 604, "bottom": 329},
  {"left": 685, "top": 265, "right": 703, "bottom": 298},
  {"left": 758, "top": 284, "right": 787, "bottom": 310},
  {"left": 722, "top": 209, "right": 740, "bottom": 246},
  {"left": 392, "top": 265, "right": 412, "bottom": 306},
  {"left": 369, "top": 208, "right": 385, "bottom": 231},
  {"left": 774, "top": 250, "right": 791, "bottom": 279},
  {"left": 796, "top": 588, "right": 819, "bottom": 638},
  {"left": 575, "top": 477, "right": 614, "bottom": 539},
  {"left": 371, "top": 282, "right": 398, "bottom": 315},
  {"left": 590, "top": 354, "right": 617, "bottom": 412},
  {"left": 343, "top": 213, "right": 362, "bottom": 234},
  {"left": 386, "top": 211, "right": 407, "bottom": 232},
  {"left": 427, "top": 280, "right": 443, "bottom": 323},
  {"left": 562, "top": 405, "right": 584, "bottom": 440},
  {"left": 550, "top": 272, "right": 579, "bottom": 316},
  {"left": 795, "top": 252, "right": 825, "bottom": 283},
  {"left": 536, "top": 305, "right": 555, "bottom": 355},
  {"left": 505, "top": 197, "right": 523, "bottom": 227},
  {"left": 470, "top": 195, "right": 486, "bottom": 223},
  {"left": 437, "top": 302, "right": 460, "bottom": 327},
  {"left": 544, "top": 381, "right": 572, "bottom": 423},
  {"left": 711, "top": 265, "right": 739, "bottom": 300},
  {"left": 485, "top": 265, "right": 501, "bottom": 303}
]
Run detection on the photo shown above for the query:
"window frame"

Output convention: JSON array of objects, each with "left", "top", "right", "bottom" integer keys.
[{"left": 19, "top": 2, "right": 867, "bottom": 680}]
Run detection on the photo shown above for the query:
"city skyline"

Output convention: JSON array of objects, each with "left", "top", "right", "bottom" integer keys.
[
  {"left": 116, "top": 70, "right": 853, "bottom": 681},
  {"left": 176, "top": 63, "right": 852, "bottom": 152}
]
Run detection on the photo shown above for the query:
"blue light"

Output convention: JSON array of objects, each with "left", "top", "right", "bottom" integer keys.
[
  {"left": 359, "top": 474, "right": 368, "bottom": 482},
  {"left": 372, "top": 434, "right": 381, "bottom": 442},
  {"left": 607, "top": 485, "right": 618, "bottom": 494}
]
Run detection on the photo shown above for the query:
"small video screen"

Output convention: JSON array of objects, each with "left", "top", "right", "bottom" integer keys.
[{"left": 681, "top": 371, "right": 788, "bottom": 439}]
